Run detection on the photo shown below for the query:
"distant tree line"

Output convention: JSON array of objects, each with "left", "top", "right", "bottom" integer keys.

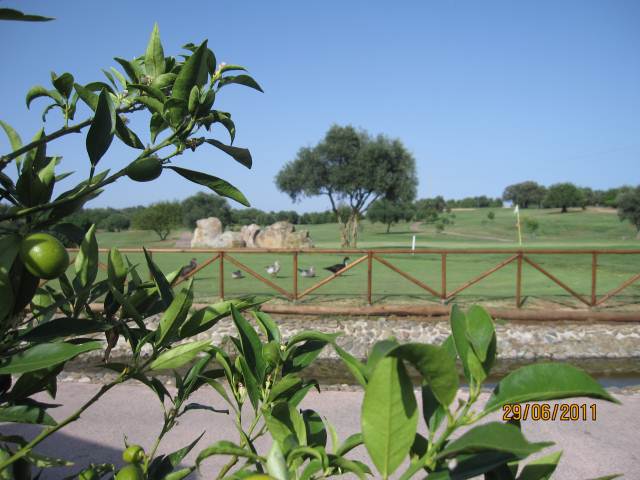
[
  {"left": 52, "top": 181, "right": 639, "bottom": 240},
  {"left": 502, "top": 181, "right": 634, "bottom": 211}
]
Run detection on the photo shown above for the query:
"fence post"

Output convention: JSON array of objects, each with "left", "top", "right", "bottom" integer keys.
[
  {"left": 516, "top": 253, "right": 523, "bottom": 308},
  {"left": 219, "top": 251, "right": 224, "bottom": 300},
  {"left": 441, "top": 253, "right": 447, "bottom": 302},
  {"left": 591, "top": 252, "right": 597, "bottom": 306},
  {"left": 293, "top": 251, "right": 298, "bottom": 301},
  {"left": 367, "top": 251, "right": 373, "bottom": 305}
]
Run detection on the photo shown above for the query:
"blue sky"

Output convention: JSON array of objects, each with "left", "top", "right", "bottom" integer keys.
[{"left": 1, "top": 0, "right": 639, "bottom": 213}]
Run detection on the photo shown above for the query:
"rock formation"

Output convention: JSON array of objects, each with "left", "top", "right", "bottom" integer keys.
[
  {"left": 191, "top": 218, "right": 313, "bottom": 249},
  {"left": 254, "top": 221, "right": 313, "bottom": 249},
  {"left": 190, "top": 217, "right": 223, "bottom": 248}
]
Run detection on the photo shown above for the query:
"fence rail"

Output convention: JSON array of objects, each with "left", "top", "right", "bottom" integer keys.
[{"left": 68, "top": 248, "right": 640, "bottom": 308}]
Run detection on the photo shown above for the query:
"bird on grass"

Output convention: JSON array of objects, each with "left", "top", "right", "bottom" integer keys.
[
  {"left": 324, "top": 257, "right": 350, "bottom": 274},
  {"left": 178, "top": 258, "right": 198, "bottom": 278},
  {"left": 231, "top": 270, "right": 244, "bottom": 279},
  {"left": 298, "top": 266, "right": 316, "bottom": 277},
  {"left": 265, "top": 260, "right": 280, "bottom": 277}
]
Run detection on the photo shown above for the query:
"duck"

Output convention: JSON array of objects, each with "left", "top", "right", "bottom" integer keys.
[
  {"left": 324, "top": 257, "right": 350, "bottom": 274},
  {"left": 178, "top": 258, "right": 198, "bottom": 278},
  {"left": 298, "top": 266, "right": 316, "bottom": 277},
  {"left": 265, "top": 260, "right": 280, "bottom": 277},
  {"left": 231, "top": 270, "right": 244, "bottom": 279}
]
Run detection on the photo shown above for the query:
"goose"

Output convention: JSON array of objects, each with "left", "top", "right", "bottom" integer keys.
[
  {"left": 265, "top": 260, "right": 280, "bottom": 277},
  {"left": 231, "top": 270, "right": 244, "bottom": 279},
  {"left": 178, "top": 258, "right": 198, "bottom": 277},
  {"left": 298, "top": 266, "right": 316, "bottom": 278},
  {"left": 324, "top": 257, "right": 350, "bottom": 274}
]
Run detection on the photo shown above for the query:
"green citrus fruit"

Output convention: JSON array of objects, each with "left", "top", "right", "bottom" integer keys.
[
  {"left": 115, "top": 464, "right": 144, "bottom": 480},
  {"left": 19, "top": 233, "right": 69, "bottom": 280},
  {"left": 126, "top": 157, "right": 163, "bottom": 182},
  {"left": 122, "top": 444, "right": 145, "bottom": 464}
]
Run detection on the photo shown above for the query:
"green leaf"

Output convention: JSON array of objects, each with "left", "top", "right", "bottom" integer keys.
[
  {"left": 253, "top": 310, "right": 281, "bottom": 343},
  {"left": 388, "top": 343, "right": 458, "bottom": 407},
  {"left": 334, "top": 344, "right": 367, "bottom": 387},
  {"left": 205, "top": 139, "right": 252, "bottom": 169},
  {"left": 52, "top": 72, "right": 74, "bottom": 99},
  {"left": 267, "top": 374, "right": 303, "bottom": 404},
  {"left": 145, "top": 23, "right": 165, "bottom": 78},
  {"left": 465, "top": 305, "right": 495, "bottom": 363},
  {"left": 0, "top": 341, "right": 102, "bottom": 374},
  {"left": 155, "top": 281, "right": 193, "bottom": 346},
  {"left": 266, "top": 441, "right": 290, "bottom": 480},
  {"left": 218, "top": 74, "right": 264, "bottom": 93},
  {"left": 196, "top": 440, "right": 262, "bottom": 466},
  {"left": 484, "top": 363, "right": 619, "bottom": 414},
  {"left": 451, "top": 305, "right": 491, "bottom": 383},
  {"left": 422, "top": 384, "right": 446, "bottom": 434},
  {"left": 21, "top": 318, "right": 109, "bottom": 342},
  {"left": 75, "top": 224, "right": 98, "bottom": 288},
  {"left": 114, "top": 57, "right": 143, "bottom": 83},
  {"left": 362, "top": 356, "right": 418, "bottom": 478},
  {"left": 437, "top": 422, "right": 552, "bottom": 459},
  {"left": 149, "top": 340, "right": 211, "bottom": 371},
  {"left": 166, "top": 166, "right": 249, "bottom": 206},
  {"left": 25, "top": 86, "right": 62, "bottom": 108},
  {"left": 302, "top": 409, "right": 327, "bottom": 448},
  {"left": 236, "top": 354, "right": 261, "bottom": 411},
  {"left": 0, "top": 120, "right": 23, "bottom": 162},
  {"left": 143, "top": 247, "right": 174, "bottom": 308},
  {"left": 0, "top": 269, "right": 15, "bottom": 323},
  {"left": 172, "top": 41, "right": 208, "bottom": 102},
  {"left": 336, "top": 433, "right": 364, "bottom": 456},
  {"left": 74, "top": 82, "right": 98, "bottom": 109},
  {"left": 230, "top": 304, "right": 265, "bottom": 383},
  {"left": 115, "top": 118, "right": 144, "bottom": 150},
  {"left": 265, "top": 402, "right": 307, "bottom": 452},
  {"left": 286, "top": 331, "right": 339, "bottom": 348},
  {"left": 365, "top": 339, "right": 399, "bottom": 378},
  {"left": 0, "top": 404, "right": 56, "bottom": 426},
  {"left": 86, "top": 89, "right": 116, "bottom": 165},
  {"left": 180, "top": 297, "right": 266, "bottom": 338},
  {"left": 107, "top": 247, "right": 126, "bottom": 291},
  {"left": 517, "top": 450, "right": 562, "bottom": 480},
  {"left": 0, "top": 8, "right": 54, "bottom": 22},
  {"left": 283, "top": 341, "right": 327, "bottom": 374},
  {"left": 152, "top": 73, "right": 177, "bottom": 90}
]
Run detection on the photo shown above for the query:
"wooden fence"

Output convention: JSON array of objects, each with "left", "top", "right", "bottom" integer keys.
[{"left": 75, "top": 248, "right": 640, "bottom": 308}]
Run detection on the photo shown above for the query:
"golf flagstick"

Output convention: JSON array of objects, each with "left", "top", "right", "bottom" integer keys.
[{"left": 514, "top": 204, "right": 522, "bottom": 246}]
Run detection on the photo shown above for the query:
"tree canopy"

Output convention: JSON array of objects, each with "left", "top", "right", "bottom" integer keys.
[
  {"left": 617, "top": 186, "right": 640, "bottom": 237},
  {"left": 132, "top": 201, "right": 182, "bottom": 240},
  {"left": 367, "top": 199, "right": 414, "bottom": 233},
  {"left": 543, "top": 183, "right": 584, "bottom": 213},
  {"left": 181, "top": 192, "right": 232, "bottom": 229},
  {"left": 275, "top": 125, "right": 417, "bottom": 246},
  {"left": 502, "top": 181, "right": 546, "bottom": 208}
]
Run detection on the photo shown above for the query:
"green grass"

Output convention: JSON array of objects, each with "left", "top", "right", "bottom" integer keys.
[{"left": 85, "top": 208, "right": 639, "bottom": 306}]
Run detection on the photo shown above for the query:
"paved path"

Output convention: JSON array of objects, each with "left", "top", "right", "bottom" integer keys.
[{"left": 2, "top": 383, "right": 638, "bottom": 479}]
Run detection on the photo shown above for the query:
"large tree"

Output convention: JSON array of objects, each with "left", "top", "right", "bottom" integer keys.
[
  {"left": 617, "top": 186, "right": 640, "bottom": 238},
  {"left": 367, "top": 199, "right": 414, "bottom": 233},
  {"left": 276, "top": 125, "right": 417, "bottom": 246},
  {"left": 502, "top": 181, "right": 546, "bottom": 208},
  {"left": 132, "top": 201, "right": 183, "bottom": 240},
  {"left": 543, "top": 183, "right": 584, "bottom": 213}
]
